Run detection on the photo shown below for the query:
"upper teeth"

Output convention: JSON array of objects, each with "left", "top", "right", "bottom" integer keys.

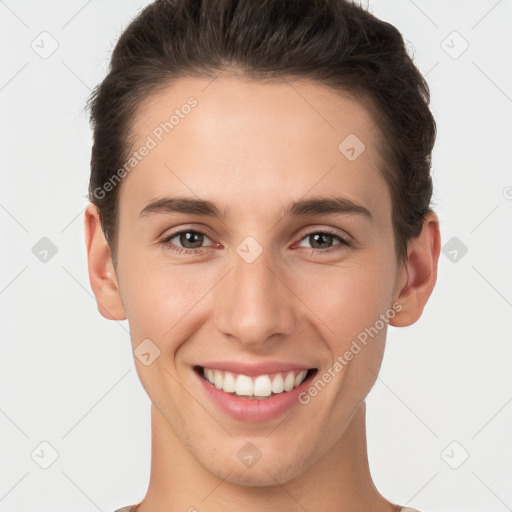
[{"left": 202, "top": 368, "right": 309, "bottom": 397}]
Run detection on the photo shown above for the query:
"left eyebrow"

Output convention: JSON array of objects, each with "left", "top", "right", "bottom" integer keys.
[{"left": 282, "top": 195, "right": 374, "bottom": 223}]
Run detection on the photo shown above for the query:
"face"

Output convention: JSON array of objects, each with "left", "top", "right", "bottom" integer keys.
[{"left": 112, "top": 74, "right": 407, "bottom": 485}]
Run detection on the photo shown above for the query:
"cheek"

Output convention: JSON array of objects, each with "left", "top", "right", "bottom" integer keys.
[
  {"left": 289, "top": 257, "right": 396, "bottom": 340},
  {"left": 117, "top": 253, "right": 217, "bottom": 349}
]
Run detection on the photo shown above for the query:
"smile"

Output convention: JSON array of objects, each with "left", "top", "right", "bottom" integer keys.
[
  {"left": 197, "top": 366, "right": 315, "bottom": 399},
  {"left": 193, "top": 363, "right": 318, "bottom": 421}
]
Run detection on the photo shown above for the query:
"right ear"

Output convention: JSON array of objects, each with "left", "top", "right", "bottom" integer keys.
[{"left": 84, "top": 203, "right": 127, "bottom": 320}]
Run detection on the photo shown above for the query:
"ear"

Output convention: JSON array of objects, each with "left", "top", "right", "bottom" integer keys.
[
  {"left": 84, "top": 203, "right": 127, "bottom": 321},
  {"left": 389, "top": 211, "right": 441, "bottom": 327}
]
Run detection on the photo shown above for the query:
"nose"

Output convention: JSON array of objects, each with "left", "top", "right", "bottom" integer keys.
[{"left": 213, "top": 244, "right": 297, "bottom": 350}]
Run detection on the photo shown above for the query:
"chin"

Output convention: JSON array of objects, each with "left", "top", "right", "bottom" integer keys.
[{"left": 202, "top": 449, "right": 309, "bottom": 488}]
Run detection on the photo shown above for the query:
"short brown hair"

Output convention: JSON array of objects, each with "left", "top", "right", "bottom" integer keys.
[{"left": 86, "top": 0, "right": 436, "bottom": 265}]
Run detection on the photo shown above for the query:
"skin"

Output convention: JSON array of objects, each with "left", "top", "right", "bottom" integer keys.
[{"left": 85, "top": 74, "right": 440, "bottom": 512}]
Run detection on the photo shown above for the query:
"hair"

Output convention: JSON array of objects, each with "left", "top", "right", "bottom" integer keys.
[{"left": 86, "top": 0, "right": 436, "bottom": 266}]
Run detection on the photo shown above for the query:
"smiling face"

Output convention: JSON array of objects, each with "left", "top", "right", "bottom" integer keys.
[{"left": 97, "top": 74, "right": 410, "bottom": 485}]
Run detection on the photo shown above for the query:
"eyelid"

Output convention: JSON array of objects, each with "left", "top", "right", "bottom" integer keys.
[{"left": 160, "top": 224, "right": 216, "bottom": 241}]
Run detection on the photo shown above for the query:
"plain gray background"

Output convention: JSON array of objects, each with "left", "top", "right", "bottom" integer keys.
[{"left": 1, "top": 1, "right": 511, "bottom": 511}]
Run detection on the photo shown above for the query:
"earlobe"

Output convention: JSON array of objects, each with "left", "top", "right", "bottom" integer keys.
[
  {"left": 389, "top": 211, "right": 441, "bottom": 328},
  {"left": 84, "top": 203, "right": 127, "bottom": 321}
]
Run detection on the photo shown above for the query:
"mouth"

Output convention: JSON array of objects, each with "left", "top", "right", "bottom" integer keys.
[{"left": 193, "top": 365, "right": 318, "bottom": 400}]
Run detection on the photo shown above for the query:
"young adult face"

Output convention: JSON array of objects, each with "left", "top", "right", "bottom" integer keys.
[{"left": 85, "top": 74, "right": 439, "bottom": 489}]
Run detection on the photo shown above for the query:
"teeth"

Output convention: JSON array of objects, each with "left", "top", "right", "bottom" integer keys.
[
  {"left": 284, "top": 372, "right": 295, "bottom": 391},
  {"left": 254, "top": 375, "right": 272, "bottom": 397},
  {"left": 235, "top": 374, "right": 253, "bottom": 396},
  {"left": 223, "top": 371, "right": 236, "bottom": 393},
  {"left": 271, "top": 373, "right": 284, "bottom": 394},
  {"left": 202, "top": 367, "right": 309, "bottom": 398},
  {"left": 295, "top": 371, "right": 307, "bottom": 387},
  {"left": 214, "top": 370, "right": 223, "bottom": 390}
]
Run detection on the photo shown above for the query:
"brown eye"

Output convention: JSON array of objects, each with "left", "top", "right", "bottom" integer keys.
[
  {"left": 297, "top": 229, "right": 351, "bottom": 254},
  {"left": 160, "top": 229, "right": 215, "bottom": 253},
  {"left": 307, "top": 233, "right": 336, "bottom": 249},
  {"left": 176, "top": 231, "right": 205, "bottom": 249}
]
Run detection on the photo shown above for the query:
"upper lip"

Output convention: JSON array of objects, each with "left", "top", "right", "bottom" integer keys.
[{"left": 196, "top": 361, "right": 317, "bottom": 376}]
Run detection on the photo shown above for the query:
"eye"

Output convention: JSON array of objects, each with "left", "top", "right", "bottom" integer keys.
[
  {"left": 296, "top": 229, "right": 351, "bottom": 254},
  {"left": 159, "top": 229, "right": 218, "bottom": 254},
  {"left": 158, "top": 227, "right": 351, "bottom": 256}
]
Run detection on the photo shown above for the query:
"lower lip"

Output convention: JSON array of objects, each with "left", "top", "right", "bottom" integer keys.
[{"left": 194, "top": 367, "right": 317, "bottom": 422}]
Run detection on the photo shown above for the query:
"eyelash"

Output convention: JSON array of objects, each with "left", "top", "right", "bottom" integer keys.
[{"left": 159, "top": 228, "right": 351, "bottom": 256}]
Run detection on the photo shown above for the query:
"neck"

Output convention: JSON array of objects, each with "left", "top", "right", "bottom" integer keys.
[{"left": 135, "top": 402, "right": 399, "bottom": 512}]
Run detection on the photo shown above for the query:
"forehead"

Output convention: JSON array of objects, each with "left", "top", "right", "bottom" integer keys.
[{"left": 122, "top": 74, "right": 391, "bottom": 222}]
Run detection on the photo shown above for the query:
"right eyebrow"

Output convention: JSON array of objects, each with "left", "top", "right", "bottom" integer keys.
[{"left": 139, "top": 196, "right": 230, "bottom": 220}]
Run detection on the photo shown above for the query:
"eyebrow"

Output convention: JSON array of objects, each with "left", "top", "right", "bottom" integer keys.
[
  {"left": 282, "top": 195, "right": 373, "bottom": 222},
  {"left": 140, "top": 197, "right": 230, "bottom": 219},
  {"left": 139, "top": 195, "right": 373, "bottom": 222}
]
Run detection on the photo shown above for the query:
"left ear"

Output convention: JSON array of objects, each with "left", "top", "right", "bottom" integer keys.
[{"left": 389, "top": 211, "right": 441, "bottom": 327}]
